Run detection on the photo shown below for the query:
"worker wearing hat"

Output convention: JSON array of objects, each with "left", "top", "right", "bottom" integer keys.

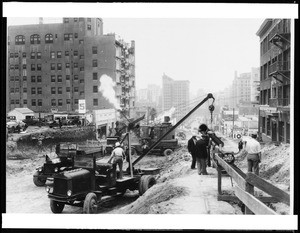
[
  {"left": 194, "top": 124, "right": 210, "bottom": 175},
  {"left": 108, "top": 142, "right": 126, "bottom": 179}
]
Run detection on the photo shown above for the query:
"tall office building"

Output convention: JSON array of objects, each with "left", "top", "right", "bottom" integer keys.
[
  {"left": 162, "top": 73, "right": 189, "bottom": 121},
  {"left": 232, "top": 71, "right": 251, "bottom": 107},
  {"left": 256, "top": 19, "right": 291, "bottom": 143},
  {"left": 7, "top": 17, "right": 136, "bottom": 117},
  {"left": 250, "top": 67, "right": 260, "bottom": 104}
]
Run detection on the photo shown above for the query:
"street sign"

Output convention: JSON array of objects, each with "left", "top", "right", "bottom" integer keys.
[{"left": 78, "top": 99, "right": 86, "bottom": 114}]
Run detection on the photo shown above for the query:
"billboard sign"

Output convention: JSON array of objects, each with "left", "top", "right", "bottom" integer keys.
[{"left": 78, "top": 99, "right": 86, "bottom": 114}]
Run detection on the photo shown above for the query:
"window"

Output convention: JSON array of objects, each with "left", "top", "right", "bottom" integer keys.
[
  {"left": 73, "top": 50, "right": 78, "bottom": 56},
  {"left": 22, "top": 64, "right": 27, "bottom": 69},
  {"left": 37, "top": 52, "right": 41, "bottom": 59},
  {"left": 57, "top": 63, "right": 62, "bottom": 70},
  {"left": 30, "top": 34, "right": 41, "bottom": 44},
  {"left": 23, "top": 99, "right": 27, "bottom": 105},
  {"left": 38, "top": 99, "right": 42, "bottom": 106},
  {"left": 23, "top": 88, "right": 27, "bottom": 93},
  {"left": 74, "top": 75, "right": 78, "bottom": 80},
  {"left": 51, "top": 63, "right": 55, "bottom": 70},
  {"left": 37, "top": 64, "right": 42, "bottom": 71},
  {"left": 65, "top": 51, "right": 69, "bottom": 56},
  {"left": 87, "top": 25, "right": 91, "bottom": 30},
  {"left": 10, "top": 88, "right": 14, "bottom": 93},
  {"left": 45, "top": 34, "right": 53, "bottom": 43},
  {"left": 80, "top": 91, "right": 84, "bottom": 95},
  {"left": 93, "top": 86, "right": 98, "bottom": 93},
  {"left": 50, "top": 52, "right": 55, "bottom": 59},
  {"left": 87, "top": 18, "right": 91, "bottom": 22},
  {"left": 64, "top": 33, "right": 73, "bottom": 41},
  {"left": 10, "top": 65, "right": 14, "bottom": 69},
  {"left": 92, "top": 60, "right": 98, "bottom": 67},
  {"left": 79, "top": 18, "right": 84, "bottom": 22},
  {"left": 23, "top": 76, "right": 27, "bottom": 81},
  {"left": 10, "top": 53, "right": 14, "bottom": 58},
  {"left": 15, "top": 76, "right": 19, "bottom": 81},
  {"left": 92, "top": 46, "right": 97, "bottom": 54},
  {"left": 66, "top": 87, "right": 70, "bottom": 92},
  {"left": 15, "top": 65, "right": 19, "bottom": 69},
  {"left": 80, "top": 79, "right": 84, "bottom": 83},
  {"left": 80, "top": 55, "right": 84, "bottom": 59},
  {"left": 15, "top": 35, "right": 25, "bottom": 45},
  {"left": 80, "top": 67, "right": 84, "bottom": 71},
  {"left": 66, "top": 63, "right": 70, "bottom": 68},
  {"left": 31, "top": 76, "right": 36, "bottom": 82},
  {"left": 51, "top": 75, "right": 56, "bottom": 82},
  {"left": 51, "top": 87, "right": 56, "bottom": 94},
  {"left": 74, "top": 63, "right": 78, "bottom": 68},
  {"left": 74, "top": 87, "right": 79, "bottom": 92},
  {"left": 64, "top": 18, "right": 69, "bottom": 23},
  {"left": 37, "top": 87, "right": 42, "bottom": 94},
  {"left": 37, "top": 76, "right": 42, "bottom": 82},
  {"left": 74, "top": 99, "right": 78, "bottom": 104},
  {"left": 51, "top": 99, "right": 56, "bottom": 106},
  {"left": 58, "top": 99, "right": 63, "bottom": 106},
  {"left": 74, "top": 18, "right": 78, "bottom": 22},
  {"left": 58, "top": 87, "right": 62, "bottom": 94},
  {"left": 22, "top": 52, "right": 26, "bottom": 58},
  {"left": 11, "top": 100, "right": 15, "bottom": 104},
  {"left": 66, "top": 99, "right": 71, "bottom": 104},
  {"left": 14, "top": 53, "right": 18, "bottom": 58},
  {"left": 31, "top": 87, "right": 36, "bottom": 94},
  {"left": 15, "top": 88, "right": 19, "bottom": 93},
  {"left": 79, "top": 40, "right": 84, "bottom": 44},
  {"left": 10, "top": 76, "right": 15, "bottom": 81},
  {"left": 57, "top": 51, "right": 62, "bottom": 58},
  {"left": 57, "top": 75, "right": 62, "bottom": 82},
  {"left": 74, "top": 33, "right": 78, "bottom": 38},
  {"left": 31, "top": 64, "right": 35, "bottom": 71},
  {"left": 31, "top": 52, "right": 35, "bottom": 59},
  {"left": 15, "top": 99, "right": 20, "bottom": 105},
  {"left": 93, "top": 99, "right": 98, "bottom": 106},
  {"left": 66, "top": 75, "right": 70, "bottom": 80}
]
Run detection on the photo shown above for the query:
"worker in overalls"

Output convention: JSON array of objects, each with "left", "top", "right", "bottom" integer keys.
[{"left": 108, "top": 142, "right": 126, "bottom": 179}]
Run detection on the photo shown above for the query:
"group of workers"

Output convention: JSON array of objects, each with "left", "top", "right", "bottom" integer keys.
[{"left": 188, "top": 124, "right": 262, "bottom": 176}]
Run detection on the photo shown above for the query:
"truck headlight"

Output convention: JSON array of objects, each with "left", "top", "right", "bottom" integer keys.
[
  {"left": 54, "top": 167, "right": 59, "bottom": 172},
  {"left": 46, "top": 186, "right": 53, "bottom": 193},
  {"left": 38, "top": 168, "right": 42, "bottom": 172},
  {"left": 67, "top": 190, "right": 72, "bottom": 196}
]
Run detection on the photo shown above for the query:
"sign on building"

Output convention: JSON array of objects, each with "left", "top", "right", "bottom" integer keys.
[{"left": 78, "top": 99, "right": 86, "bottom": 114}]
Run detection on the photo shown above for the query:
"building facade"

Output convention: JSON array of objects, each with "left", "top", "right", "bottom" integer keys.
[
  {"left": 256, "top": 19, "right": 291, "bottom": 143},
  {"left": 250, "top": 67, "right": 260, "bottom": 104},
  {"left": 162, "top": 73, "right": 189, "bottom": 121},
  {"left": 7, "top": 17, "right": 135, "bottom": 118},
  {"left": 232, "top": 71, "right": 251, "bottom": 108}
]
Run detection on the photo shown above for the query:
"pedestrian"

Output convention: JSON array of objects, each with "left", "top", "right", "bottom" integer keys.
[
  {"left": 195, "top": 124, "right": 210, "bottom": 175},
  {"left": 107, "top": 142, "right": 126, "bottom": 179},
  {"left": 237, "top": 134, "right": 261, "bottom": 176},
  {"left": 238, "top": 139, "right": 243, "bottom": 151},
  {"left": 58, "top": 118, "right": 62, "bottom": 129},
  {"left": 187, "top": 135, "right": 198, "bottom": 169},
  {"left": 149, "top": 127, "right": 155, "bottom": 140}
]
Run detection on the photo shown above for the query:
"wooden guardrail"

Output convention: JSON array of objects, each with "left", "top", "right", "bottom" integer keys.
[{"left": 213, "top": 153, "right": 290, "bottom": 215}]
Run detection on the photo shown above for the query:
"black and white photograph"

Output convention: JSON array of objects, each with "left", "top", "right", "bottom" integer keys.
[{"left": 2, "top": 2, "right": 298, "bottom": 230}]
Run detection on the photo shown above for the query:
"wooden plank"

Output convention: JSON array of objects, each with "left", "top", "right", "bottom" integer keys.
[
  {"left": 215, "top": 154, "right": 247, "bottom": 190},
  {"left": 217, "top": 167, "right": 222, "bottom": 195},
  {"left": 245, "top": 182, "right": 254, "bottom": 214},
  {"left": 234, "top": 186, "right": 278, "bottom": 215},
  {"left": 245, "top": 172, "right": 290, "bottom": 206},
  {"left": 218, "top": 194, "right": 240, "bottom": 202}
]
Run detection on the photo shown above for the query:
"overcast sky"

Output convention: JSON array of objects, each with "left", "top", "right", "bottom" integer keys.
[{"left": 5, "top": 3, "right": 297, "bottom": 97}]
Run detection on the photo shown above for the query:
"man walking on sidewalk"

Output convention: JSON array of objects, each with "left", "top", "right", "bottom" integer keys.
[
  {"left": 195, "top": 124, "right": 210, "bottom": 175},
  {"left": 187, "top": 135, "right": 198, "bottom": 169}
]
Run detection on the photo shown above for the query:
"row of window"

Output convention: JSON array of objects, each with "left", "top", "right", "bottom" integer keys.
[
  {"left": 9, "top": 63, "right": 84, "bottom": 71},
  {"left": 10, "top": 98, "right": 99, "bottom": 107},
  {"left": 64, "top": 18, "right": 91, "bottom": 23},
  {"left": 12, "top": 34, "right": 84, "bottom": 45},
  {"left": 10, "top": 85, "right": 99, "bottom": 94},
  {"left": 9, "top": 73, "right": 99, "bottom": 82}
]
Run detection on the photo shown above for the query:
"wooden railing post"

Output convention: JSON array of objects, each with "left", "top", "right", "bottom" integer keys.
[
  {"left": 245, "top": 173, "right": 255, "bottom": 214},
  {"left": 217, "top": 166, "right": 222, "bottom": 196}
]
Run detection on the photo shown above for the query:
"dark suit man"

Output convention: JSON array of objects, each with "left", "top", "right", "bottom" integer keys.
[{"left": 187, "top": 136, "right": 198, "bottom": 169}]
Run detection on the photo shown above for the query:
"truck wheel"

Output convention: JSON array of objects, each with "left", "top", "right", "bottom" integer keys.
[
  {"left": 139, "top": 175, "right": 156, "bottom": 195},
  {"left": 50, "top": 200, "right": 65, "bottom": 213},
  {"left": 163, "top": 149, "right": 173, "bottom": 156},
  {"left": 33, "top": 171, "right": 46, "bottom": 186},
  {"left": 83, "top": 193, "right": 98, "bottom": 214}
]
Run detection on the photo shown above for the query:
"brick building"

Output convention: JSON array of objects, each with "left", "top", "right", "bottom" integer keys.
[
  {"left": 7, "top": 17, "right": 135, "bottom": 118},
  {"left": 256, "top": 19, "right": 291, "bottom": 143}
]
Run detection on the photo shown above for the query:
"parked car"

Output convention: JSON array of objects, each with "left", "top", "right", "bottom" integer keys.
[{"left": 6, "top": 121, "right": 27, "bottom": 133}]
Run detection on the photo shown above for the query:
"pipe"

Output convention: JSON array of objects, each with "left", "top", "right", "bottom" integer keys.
[{"left": 132, "top": 93, "right": 215, "bottom": 166}]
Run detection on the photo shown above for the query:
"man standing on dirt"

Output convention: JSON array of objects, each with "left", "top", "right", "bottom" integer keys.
[
  {"left": 195, "top": 124, "right": 210, "bottom": 175},
  {"left": 187, "top": 135, "right": 198, "bottom": 169},
  {"left": 107, "top": 142, "right": 126, "bottom": 179}
]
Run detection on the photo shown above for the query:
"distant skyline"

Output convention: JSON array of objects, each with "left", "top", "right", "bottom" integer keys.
[{"left": 7, "top": 17, "right": 263, "bottom": 95}]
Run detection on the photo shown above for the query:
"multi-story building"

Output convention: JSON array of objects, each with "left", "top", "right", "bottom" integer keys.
[
  {"left": 162, "top": 73, "right": 189, "bottom": 121},
  {"left": 256, "top": 19, "right": 291, "bottom": 143},
  {"left": 7, "top": 17, "right": 136, "bottom": 118},
  {"left": 232, "top": 71, "right": 251, "bottom": 108}
]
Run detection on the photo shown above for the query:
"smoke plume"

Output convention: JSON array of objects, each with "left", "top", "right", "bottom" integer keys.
[
  {"left": 155, "top": 107, "right": 176, "bottom": 123},
  {"left": 99, "top": 74, "right": 121, "bottom": 110}
]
